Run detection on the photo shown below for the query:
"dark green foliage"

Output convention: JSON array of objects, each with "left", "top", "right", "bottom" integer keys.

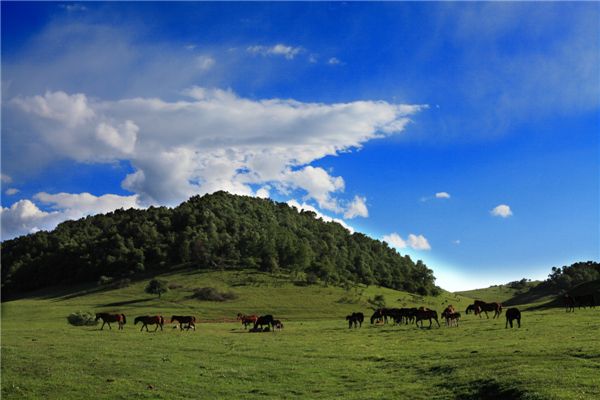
[
  {"left": 145, "top": 279, "right": 168, "bottom": 298},
  {"left": 67, "top": 311, "right": 97, "bottom": 326},
  {"left": 543, "top": 261, "right": 600, "bottom": 292},
  {"left": 1, "top": 191, "right": 438, "bottom": 297},
  {"left": 368, "top": 294, "right": 386, "bottom": 309},
  {"left": 190, "top": 287, "right": 238, "bottom": 302}
]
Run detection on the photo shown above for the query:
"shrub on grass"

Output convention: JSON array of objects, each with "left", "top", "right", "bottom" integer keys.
[
  {"left": 191, "top": 287, "right": 238, "bottom": 301},
  {"left": 67, "top": 311, "right": 98, "bottom": 326}
]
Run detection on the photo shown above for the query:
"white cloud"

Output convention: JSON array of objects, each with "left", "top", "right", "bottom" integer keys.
[
  {"left": 255, "top": 187, "right": 270, "bottom": 199},
  {"left": 491, "top": 204, "right": 513, "bottom": 218},
  {"left": 5, "top": 188, "right": 19, "bottom": 195},
  {"left": 1, "top": 192, "right": 141, "bottom": 240},
  {"left": 1, "top": 174, "right": 12, "bottom": 183},
  {"left": 287, "top": 199, "right": 354, "bottom": 233},
  {"left": 8, "top": 88, "right": 425, "bottom": 209},
  {"left": 247, "top": 44, "right": 303, "bottom": 60},
  {"left": 453, "top": 239, "right": 461, "bottom": 245},
  {"left": 435, "top": 192, "right": 451, "bottom": 199},
  {"left": 383, "top": 232, "right": 431, "bottom": 251},
  {"left": 344, "top": 195, "right": 368, "bottom": 219},
  {"left": 195, "top": 55, "right": 215, "bottom": 70},
  {"left": 328, "top": 57, "right": 341, "bottom": 65}
]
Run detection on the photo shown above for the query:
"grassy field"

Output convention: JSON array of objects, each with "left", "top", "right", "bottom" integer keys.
[
  {"left": 456, "top": 281, "right": 541, "bottom": 304},
  {"left": 2, "top": 270, "right": 599, "bottom": 399}
]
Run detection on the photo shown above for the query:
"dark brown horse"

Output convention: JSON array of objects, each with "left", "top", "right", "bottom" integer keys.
[
  {"left": 564, "top": 294, "right": 575, "bottom": 312},
  {"left": 505, "top": 308, "right": 521, "bottom": 328},
  {"left": 134, "top": 315, "right": 164, "bottom": 332},
  {"left": 237, "top": 313, "right": 258, "bottom": 329},
  {"left": 171, "top": 315, "right": 196, "bottom": 331},
  {"left": 574, "top": 294, "right": 595, "bottom": 309},
  {"left": 415, "top": 309, "right": 440, "bottom": 328},
  {"left": 472, "top": 300, "right": 502, "bottom": 319},
  {"left": 253, "top": 315, "right": 274, "bottom": 330},
  {"left": 95, "top": 313, "right": 126, "bottom": 330},
  {"left": 346, "top": 312, "right": 364, "bottom": 328},
  {"left": 273, "top": 319, "right": 284, "bottom": 331},
  {"left": 441, "top": 307, "right": 460, "bottom": 327}
]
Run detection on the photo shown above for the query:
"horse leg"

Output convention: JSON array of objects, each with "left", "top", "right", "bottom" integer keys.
[
  {"left": 100, "top": 321, "right": 105, "bottom": 330},
  {"left": 108, "top": 322, "right": 112, "bottom": 330}
]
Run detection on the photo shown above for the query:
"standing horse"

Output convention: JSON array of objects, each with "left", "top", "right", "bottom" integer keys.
[
  {"left": 563, "top": 294, "right": 575, "bottom": 312},
  {"left": 574, "top": 294, "right": 595, "bottom": 309},
  {"left": 95, "top": 313, "right": 126, "bottom": 330},
  {"left": 171, "top": 315, "right": 196, "bottom": 331},
  {"left": 472, "top": 300, "right": 502, "bottom": 319},
  {"left": 415, "top": 309, "right": 440, "bottom": 328},
  {"left": 253, "top": 315, "right": 274, "bottom": 330},
  {"left": 505, "top": 308, "right": 521, "bottom": 328},
  {"left": 237, "top": 313, "right": 258, "bottom": 329},
  {"left": 441, "top": 306, "right": 460, "bottom": 327},
  {"left": 135, "top": 315, "right": 164, "bottom": 332},
  {"left": 346, "top": 312, "right": 364, "bottom": 328}
]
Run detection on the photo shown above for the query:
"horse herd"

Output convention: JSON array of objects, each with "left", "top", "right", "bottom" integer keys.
[
  {"left": 347, "top": 300, "right": 522, "bottom": 329},
  {"left": 94, "top": 295, "right": 595, "bottom": 333}
]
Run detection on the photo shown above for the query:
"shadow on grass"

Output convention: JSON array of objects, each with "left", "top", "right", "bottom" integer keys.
[
  {"left": 455, "top": 380, "right": 530, "bottom": 400},
  {"left": 97, "top": 297, "right": 155, "bottom": 308}
]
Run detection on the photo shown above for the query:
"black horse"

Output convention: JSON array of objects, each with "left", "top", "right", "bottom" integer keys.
[
  {"left": 564, "top": 294, "right": 575, "bottom": 312},
  {"left": 574, "top": 294, "right": 595, "bottom": 309},
  {"left": 472, "top": 300, "right": 502, "bottom": 319},
  {"left": 171, "top": 315, "right": 196, "bottom": 331},
  {"left": 505, "top": 308, "right": 521, "bottom": 328},
  {"left": 346, "top": 312, "right": 364, "bottom": 328},
  {"left": 253, "top": 315, "right": 274, "bottom": 330},
  {"left": 415, "top": 309, "right": 440, "bottom": 329}
]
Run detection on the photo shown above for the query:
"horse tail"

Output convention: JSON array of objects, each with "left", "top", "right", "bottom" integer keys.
[{"left": 121, "top": 314, "right": 127, "bottom": 324}]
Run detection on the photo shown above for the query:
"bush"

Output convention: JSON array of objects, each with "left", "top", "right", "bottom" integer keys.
[
  {"left": 97, "top": 275, "right": 113, "bottom": 286},
  {"left": 191, "top": 287, "right": 238, "bottom": 302},
  {"left": 67, "top": 311, "right": 98, "bottom": 326},
  {"left": 145, "top": 279, "right": 168, "bottom": 298}
]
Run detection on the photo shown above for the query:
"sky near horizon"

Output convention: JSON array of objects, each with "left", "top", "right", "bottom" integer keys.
[{"left": 2, "top": 2, "right": 599, "bottom": 291}]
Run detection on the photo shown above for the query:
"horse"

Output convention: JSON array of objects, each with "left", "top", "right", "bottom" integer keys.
[
  {"left": 171, "top": 315, "right": 196, "bottom": 331},
  {"left": 346, "top": 312, "right": 364, "bottom": 328},
  {"left": 574, "top": 294, "right": 595, "bottom": 309},
  {"left": 472, "top": 300, "right": 502, "bottom": 319},
  {"left": 505, "top": 308, "right": 521, "bottom": 328},
  {"left": 402, "top": 308, "right": 418, "bottom": 325},
  {"left": 441, "top": 306, "right": 460, "bottom": 327},
  {"left": 134, "top": 315, "right": 164, "bottom": 332},
  {"left": 253, "top": 315, "right": 274, "bottom": 330},
  {"left": 370, "top": 309, "right": 383, "bottom": 324},
  {"left": 563, "top": 294, "right": 575, "bottom": 312},
  {"left": 465, "top": 304, "right": 478, "bottom": 314},
  {"left": 237, "top": 313, "right": 258, "bottom": 329},
  {"left": 273, "top": 320, "right": 284, "bottom": 331},
  {"left": 415, "top": 309, "right": 440, "bottom": 328},
  {"left": 95, "top": 313, "right": 126, "bottom": 330}
]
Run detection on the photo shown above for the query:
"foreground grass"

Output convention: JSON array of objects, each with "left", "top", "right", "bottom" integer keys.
[{"left": 2, "top": 271, "right": 599, "bottom": 399}]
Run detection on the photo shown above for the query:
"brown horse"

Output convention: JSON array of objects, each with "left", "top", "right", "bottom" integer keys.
[
  {"left": 134, "top": 315, "right": 164, "bottom": 332},
  {"left": 415, "top": 309, "right": 440, "bottom": 328},
  {"left": 171, "top": 315, "right": 196, "bottom": 331},
  {"left": 441, "top": 306, "right": 460, "bottom": 327},
  {"left": 505, "top": 308, "right": 521, "bottom": 328},
  {"left": 564, "top": 294, "right": 575, "bottom": 312},
  {"left": 95, "top": 313, "right": 126, "bottom": 330},
  {"left": 472, "top": 300, "right": 502, "bottom": 319},
  {"left": 237, "top": 313, "right": 258, "bottom": 329}
]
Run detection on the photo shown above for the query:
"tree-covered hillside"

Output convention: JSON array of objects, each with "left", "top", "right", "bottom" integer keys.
[{"left": 1, "top": 191, "right": 438, "bottom": 297}]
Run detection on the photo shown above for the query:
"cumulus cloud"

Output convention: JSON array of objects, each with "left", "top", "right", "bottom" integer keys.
[
  {"left": 328, "top": 57, "right": 341, "bottom": 65},
  {"left": 1, "top": 192, "right": 141, "bottom": 240},
  {"left": 7, "top": 88, "right": 425, "bottom": 209},
  {"left": 287, "top": 199, "right": 354, "bottom": 233},
  {"left": 383, "top": 232, "right": 431, "bottom": 251},
  {"left": 5, "top": 188, "right": 20, "bottom": 195},
  {"left": 491, "top": 204, "right": 513, "bottom": 218},
  {"left": 1, "top": 174, "right": 12, "bottom": 183},
  {"left": 344, "top": 195, "right": 368, "bottom": 219},
  {"left": 247, "top": 44, "right": 303, "bottom": 60},
  {"left": 435, "top": 192, "right": 451, "bottom": 199}
]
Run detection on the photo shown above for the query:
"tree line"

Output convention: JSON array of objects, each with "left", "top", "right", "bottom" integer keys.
[{"left": 1, "top": 191, "right": 439, "bottom": 298}]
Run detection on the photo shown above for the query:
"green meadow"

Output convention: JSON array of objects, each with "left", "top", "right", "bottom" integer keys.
[{"left": 2, "top": 270, "right": 599, "bottom": 399}]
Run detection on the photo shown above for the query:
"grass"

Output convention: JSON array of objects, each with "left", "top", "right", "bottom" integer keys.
[
  {"left": 456, "top": 281, "right": 541, "bottom": 304},
  {"left": 2, "top": 269, "right": 599, "bottom": 399}
]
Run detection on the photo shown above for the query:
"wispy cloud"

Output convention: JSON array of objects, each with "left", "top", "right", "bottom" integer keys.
[{"left": 247, "top": 44, "right": 303, "bottom": 60}]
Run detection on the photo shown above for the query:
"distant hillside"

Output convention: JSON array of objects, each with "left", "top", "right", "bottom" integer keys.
[
  {"left": 1, "top": 191, "right": 438, "bottom": 298},
  {"left": 456, "top": 279, "right": 541, "bottom": 303}
]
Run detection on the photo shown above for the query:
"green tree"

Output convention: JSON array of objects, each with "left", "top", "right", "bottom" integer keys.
[{"left": 145, "top": 279, "right": 168, "bottom": 299}]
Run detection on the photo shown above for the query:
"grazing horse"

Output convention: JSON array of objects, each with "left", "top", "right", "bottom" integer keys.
[
  {"left": 441, "top": 307, "right": 460, "bottom": 327},
  {"left": 273, "top": 320, "right": 284, "bottom": 331},
  {"left": 171, "top": 315, "right": 196, "bottom": 331},
  {"left": 415, "top": 309, "right": 440, "bottom": 328},
  {"left": 465, "top": 304, "right": 478, "bottom": 314},
  {"left": 95, "top": 313, "right": 126, "bottom": 330},
  {"left": 134, "top": 315, "right": 164, "bottom": 332},
  {"left": 564, "top": 294, "right": 575, "bottom": 312},
  {"left": 574, "top": 294, "right": 595, "bottom": 309},
  {"left": 237, "top": 313, "right": 258, "bottom": 329},
  {"left": 370, "top": 309, "right": 383, "bottom": 324},
  {"left": 472, "top": 300, "right": 502, "bottom": 319},
  {"left": 253, "top": 315, "right": 274, "bottom": 330},
  {"left": 505, "top": 308, "right": 521, "bottom": 328},
  {"left": 346, "top": 312, "right": 364, "bottom": 328}
]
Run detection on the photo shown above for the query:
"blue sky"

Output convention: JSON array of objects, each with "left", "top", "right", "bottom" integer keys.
[{"left": 2, "top": 2, "right": 599, "bottom": 291}]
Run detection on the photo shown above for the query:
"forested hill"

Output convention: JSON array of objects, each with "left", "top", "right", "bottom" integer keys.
[{"left": 1, "top": 191, "right": 438, "bottom": 298}]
